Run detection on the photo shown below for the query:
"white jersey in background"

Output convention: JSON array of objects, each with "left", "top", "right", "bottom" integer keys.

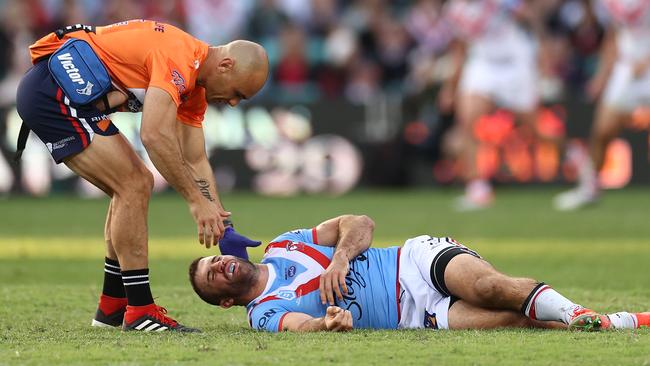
[
  {"left": 599, "top": 0, "right": 650, "bottom": 111},
  {"left": 602, "top": 0, "right": 650, "bottom": 62},
  {"left": 445, "top": 0, "right": 536, "bottom": 62},
  {"left": 445, "top": 0, "right": 538, "bottom": 111}
]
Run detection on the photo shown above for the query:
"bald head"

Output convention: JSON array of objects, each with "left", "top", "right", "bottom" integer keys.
[
  {"left": 225, "top": 40, "right": 269, "bottom": 80},
  {"left": 200, "top": 40, "right": 269, "bottom": 106}
]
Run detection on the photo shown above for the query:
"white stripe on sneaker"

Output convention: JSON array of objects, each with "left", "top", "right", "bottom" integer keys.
[
  {"left": 144, "top": 323, "right": 160, "bottom": 332},
  {"left": 135, "top": 319, "right": 151, "bottom": 330},
  {"left": 155, "top": 326, "right": 168, "bottom": 332}
]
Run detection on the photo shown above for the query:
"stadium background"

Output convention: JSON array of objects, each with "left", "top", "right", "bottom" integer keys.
[
  {"left": 0, "top": 0, "right": 649, "bottom": 197},
  {"left": 1, "top": 1, "right": 649, "bottom": 365}
]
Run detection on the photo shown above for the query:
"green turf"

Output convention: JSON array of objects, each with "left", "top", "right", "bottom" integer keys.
[{"left": 1, "top": 188, "right": 649, "bottom": 365}]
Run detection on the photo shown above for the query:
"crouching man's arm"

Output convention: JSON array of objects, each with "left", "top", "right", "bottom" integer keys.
[
  {"left": 281, "top": 306, "right": 353, "bottom": 332},
  {"left": 315, "top": 215, "right": 375, "bottom": 305}
]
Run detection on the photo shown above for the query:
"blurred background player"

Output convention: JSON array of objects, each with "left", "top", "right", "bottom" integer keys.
[
  {"left": 440, "top": 0, "right": 545, "bottom": 210},
  {"left": 554, "top": 0, "right": 650, "bottom": 210}
]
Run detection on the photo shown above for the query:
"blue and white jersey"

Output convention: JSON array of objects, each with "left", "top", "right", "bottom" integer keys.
[{"left": 246, "top": 228, "right": 401, "bottom": 332}]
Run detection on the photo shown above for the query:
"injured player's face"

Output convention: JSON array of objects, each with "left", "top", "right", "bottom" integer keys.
[{"left": 193, "top": 255, "right": 258, "bottom": 306}]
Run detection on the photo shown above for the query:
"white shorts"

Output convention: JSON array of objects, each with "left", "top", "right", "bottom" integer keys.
[
  {"left": 603, "top": 61, "right": 650, "bottom": 112},
  {"left": 397, "top": 235, "right": 481, "bottom": 330},
  {"left": 459, "top": 57, "right": 538, "bottom": 113}
]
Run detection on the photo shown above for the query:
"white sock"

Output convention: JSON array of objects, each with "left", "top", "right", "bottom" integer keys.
[
  {"left": 523, "top": 284, "right": 582, "bottom": 324},
  {"left": 466, "top": 179, "right": 492, "bottom": 200},
  {"left": 578, "top": 159, "right": 598, "bottom": 193},
  {"left": 607, "top": 312, "right": 638, "bottom": 329}
]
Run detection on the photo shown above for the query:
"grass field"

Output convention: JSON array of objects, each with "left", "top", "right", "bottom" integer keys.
[{"left": 1, "top": 188, "right": 649, "bottom": 365}]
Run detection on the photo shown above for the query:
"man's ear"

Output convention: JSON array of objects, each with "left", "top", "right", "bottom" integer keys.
[
  {"left": 219, "top": 298, "right": 235, "bottom": 309},
  {"left": 217, "top": 57, "right": 234, "bottom": 73}
]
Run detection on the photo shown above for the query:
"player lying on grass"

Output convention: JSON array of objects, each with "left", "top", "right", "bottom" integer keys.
[{"left": 189, "top": 215, "right": 649, "bottom": 332}]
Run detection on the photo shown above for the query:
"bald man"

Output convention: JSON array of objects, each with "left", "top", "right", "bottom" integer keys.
[{"left": 16, "top": 20, "right": 269, "bottom": 332}]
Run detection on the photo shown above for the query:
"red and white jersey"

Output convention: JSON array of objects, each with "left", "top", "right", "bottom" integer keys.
[
  {"left": 601, "top": 0, "right": 650, "bottom": 62},
  {"left": 444, "top": 0, "right": 535, "bottom": 62}
]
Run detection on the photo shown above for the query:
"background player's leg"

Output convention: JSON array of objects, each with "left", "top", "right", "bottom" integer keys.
[
  {"left": 447, "top": 300, "right": 566, "bottom": 330},
  {"left": 448, "top": 93, "right": 494, "bottom": 210},
  {"left": 554, "top": 104, "right": 628, "bottom": 211},
  {"left": 590, "top": 104, "right": 627, "bottom": 172}
]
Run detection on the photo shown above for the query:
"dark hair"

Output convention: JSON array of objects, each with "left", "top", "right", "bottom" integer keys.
[{"left": 188, "top": 257, "right": 219, "bottom": 306}]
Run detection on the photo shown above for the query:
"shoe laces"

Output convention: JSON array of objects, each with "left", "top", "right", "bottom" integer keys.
[{"left": 151, "top": 305, "right": 178, "bottom": 327}]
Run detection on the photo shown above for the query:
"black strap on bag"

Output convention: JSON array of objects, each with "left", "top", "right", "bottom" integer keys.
[{"left": 14, "top": 122, "right": 30, "bottom": 164}]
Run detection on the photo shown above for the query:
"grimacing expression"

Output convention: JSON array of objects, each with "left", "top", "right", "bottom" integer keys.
[{"left": 194, "top": 255, "right": 257, "bottom": 305}]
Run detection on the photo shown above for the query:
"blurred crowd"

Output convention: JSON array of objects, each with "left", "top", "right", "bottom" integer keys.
[{"left": 0, "top": 0, "right": 608, "bottom": 106}]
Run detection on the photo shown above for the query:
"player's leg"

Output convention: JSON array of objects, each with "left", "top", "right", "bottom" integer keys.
[
  {"left": 92, "top": 200, "right": 128, "bottom": 327},
  {"left": 447, "top": 299, "right": 566, "bottom": 330},
  {"left": 64, "top": 133, "right": 152, "bottom": 270},
  {"left": 553, "top": 104, "right": 627, "bottom": 211},
  {"left": 605, "top": 312, "right": 650, "bottom": 329},
  {"left": 590, "top": 104, "right": 627, "bottom": 176},
  {"left": 450, "top": 92, "right": 494, "bottom": 210},
  {"left": 64, "top": 134, "right": 198, "bottom": 332},
  {"left": 442, "top": 253, "right": 609, "bottom": 331}
]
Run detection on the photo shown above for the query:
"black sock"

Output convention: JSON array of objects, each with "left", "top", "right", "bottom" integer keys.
[
  {"left": 121, "top": 268, "right": 154, "bottom": 306},
  {"left": 102, "top": 257, "right": 126, "bottom": 298}
]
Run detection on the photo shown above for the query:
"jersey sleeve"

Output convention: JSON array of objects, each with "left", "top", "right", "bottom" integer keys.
[
  {"left": 270, "top": 228, "right": 319, "bottom": 244},
  {"left": 146, "top": 49, "right": 189, "bottom": 107},
  {"left": 177, "top": 87, "right": 207, "bottom": 127},
  {"left": 248, "top": 303, "right": 290, "bottom": 332}
]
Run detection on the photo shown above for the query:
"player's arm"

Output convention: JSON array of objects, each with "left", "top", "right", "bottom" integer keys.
[
  {"left": 280, "top": 307, "right": 353, "bottom": 332},
  {"left": 140, "top": 87, "right": 226, "bottom": 247},
  {"left": 176, "top": 122, "right": 224, "bottom": 208},
  {"left": 437, "top": 39, "right": 466, "bottom": 112},
  {"left": 314, "top": 215, "right": 375, "bottom": 305}
]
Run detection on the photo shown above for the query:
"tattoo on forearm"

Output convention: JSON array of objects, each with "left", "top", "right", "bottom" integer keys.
[{"left": 195, "top": 179, "right": 215, "bottom": 202}]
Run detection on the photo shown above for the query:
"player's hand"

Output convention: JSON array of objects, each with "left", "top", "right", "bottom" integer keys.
[
  {"left": 324, "top": 306, "right": 353, "bottom": 332},
  {"left": 190, "top": 200, "right": 230, "bottom": 248},
  {"left": 218, "top": 226, "right": 262, "bottom": 260},
  {"left": 320, "top": 252, "right": 349, "bottom": 305}
]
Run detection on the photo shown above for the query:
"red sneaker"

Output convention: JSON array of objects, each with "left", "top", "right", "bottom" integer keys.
[
  {"left": 123, "top": 304, "right": 200, "bottom": 333},
  {"left": 568, "top": 308, "right": 611, "bottom": 331},
  {"left": 91, "top": 294, "right": 127, "bottom": 328}
]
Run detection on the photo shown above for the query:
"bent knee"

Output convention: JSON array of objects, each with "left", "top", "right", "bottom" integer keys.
[
  {"left": 116, "top": 167, "right": 154, "bottom": 199},
  {"left": 472, "top": 275, "right": 508, "bottom": 303}
]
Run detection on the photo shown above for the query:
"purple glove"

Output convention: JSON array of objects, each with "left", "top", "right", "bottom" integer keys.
[{"left": 218, "top": 226, "right": 262, "bottom": 260}]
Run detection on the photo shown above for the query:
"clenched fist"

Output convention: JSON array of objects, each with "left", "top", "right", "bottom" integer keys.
[{"left": 324, "top": 306, "right": 353, "bottom": 332}]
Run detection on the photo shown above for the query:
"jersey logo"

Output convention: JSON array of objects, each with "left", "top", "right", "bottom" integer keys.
[
  {"left": 257, "top": 308, "right": 280, "bottom": 328},
  {"left": 57, "top": 53, "right": 85, "bottom": 85},
  {"left": 424, "top": 310, "right": 438, "bottom": 329},
  {"left": 171, "top": 69, "right": 187, "bottom": 97},
  {"left": 277, "top": 290, "right": 296, "bottom": 301},
  {"left": 287, "top": 242, "right": 304, "bottom": 252},
  {"left": 76, "top": 81, "right": 94, "bottom": 95},
  {"left": 285, "top": 265, "right": 297, "bottom": 279}
]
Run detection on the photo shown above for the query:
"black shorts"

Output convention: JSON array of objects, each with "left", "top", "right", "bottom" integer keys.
[{"left": 15, "top": 60, "right": 119, "bottom": 164}]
